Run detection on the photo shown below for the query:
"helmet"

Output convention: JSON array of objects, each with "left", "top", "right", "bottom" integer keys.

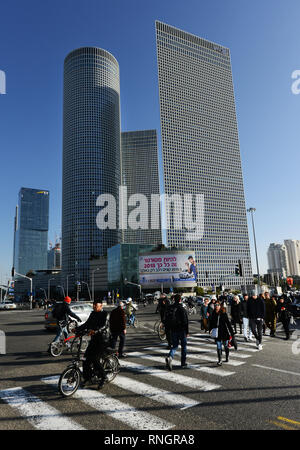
[
  {"left": 127, "top": 297, "right": 132, "bottom": 303},
  {"left": 64, "top": 296, "right": 72, "bottom": 304}
]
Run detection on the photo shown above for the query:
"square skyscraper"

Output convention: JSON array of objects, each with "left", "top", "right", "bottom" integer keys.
[{"left": 156, "top": 21, "right": 252, "bottom": 288}]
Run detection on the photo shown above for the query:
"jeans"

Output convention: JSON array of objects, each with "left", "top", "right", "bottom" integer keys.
[
  {"left": 53, "top": 322, "right": 68, "bottom": 343},
  {"left": 110, "top": 331, "right": 126, "bottom": 356},
  {"left": 249, "top": 318, "right": 263, "bottom": 344},
  {"left": 216, "top": 340, "right": 229, "bottom": 350},
  {"left": 243, "top": 317, "right": 253, "bottom": 339},
  {"left": 168, "top": 330, "right": 187, "bottom": 365}
]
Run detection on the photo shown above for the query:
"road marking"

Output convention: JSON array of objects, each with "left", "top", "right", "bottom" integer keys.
[
  {"left": 269, "top": 420, "right": 297, "bottom": 430},
  {"left": 0, "top": 387, "right": 85, "bottom": 430},
  {"left": 252, "top": 364, "right": 300, "bottom": 377},
  {"left": 277, "top": 416, "right": 300, "bottom": 427},
  {"left": 42, "top": 376, "right": 173, "bottom": 430},
  {"left": 144, "top": 347, "right": 235, "bottom": 376},
  {"left": 114, "top": 374, "right": 200, "bottom": 410},
  {"left": 120, "top": 356, "right": 221, "bottom": 391}
]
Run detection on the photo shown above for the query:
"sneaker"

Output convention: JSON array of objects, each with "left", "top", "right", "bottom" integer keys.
[
  {"left": 217, "top": 361, "right": 222, "bottom": 366},
  {"left": 181, "top": 363, "right": 188, "bottom": 369},
  {"left": 118, "top": 353, "right": 127, "bottom": 358},
  {"left": 244, "top": 337, "right": 248, "bottom": 342},
  {"left": 258, "top": 344, "right": 263, "bottom": 351},
  {"left": 165, "top": 356, "right": 172, "bottom": 371},
  {"left": 256, "top": 339, "right": 259, "bottom": 348}
]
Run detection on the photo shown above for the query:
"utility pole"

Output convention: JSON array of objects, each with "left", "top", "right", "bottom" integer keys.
[{"left": 247, "top": 207, "right": 260, "bottom": 293}]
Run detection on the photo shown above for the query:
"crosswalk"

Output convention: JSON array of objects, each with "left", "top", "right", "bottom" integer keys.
[{"left": 0, "top": 331, "right": 271, "bottom": 430}]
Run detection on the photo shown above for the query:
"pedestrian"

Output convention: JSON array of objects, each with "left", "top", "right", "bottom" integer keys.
[
  {"left": 264, "top": 292, "right": 277, "bottom": 337},
  {"left": 165, "top": 294, "right": 189, "bottom": 370},
  {"left": 277, "top": 297, "right": 292, "bottom": 340},
  {"left": 200, "top": 298, "right": 210, "bottom": 332},
  {"left": 259, "top": 293, "right": 267, "bottom": 335},
  {"left": 207, "top": 296, "right": 217, "bottom": 329},
  {"left": 158, "top": 294, "right": 172, "bottom": 348},
  {"left": 109, "top": 300, "right": 127, "bottom": 358},
  {"left": 241, "top": 294, "right": 253, "bottom": 342},
  {"left": 247, "top": 294, "right": 265, "bottom": 350},
  {"left": 230, "top": 295, "right": 243, "bottom": 334},
  {"left": 209, "top": 302, "right": 234, "bottom": 366}
]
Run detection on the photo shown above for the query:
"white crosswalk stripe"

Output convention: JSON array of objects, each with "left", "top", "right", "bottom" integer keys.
[
  {"left": 0, "top": 387, "right": 85, "bottom": 430},
  {"left": 120, "top": 355, "right": 222, "bottom": 390},
  {"left": 42, "top": 376, "right": 174, "bottom": 430}
]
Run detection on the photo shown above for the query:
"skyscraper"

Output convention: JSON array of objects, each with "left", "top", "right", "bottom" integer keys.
[
  {"left": 121, "top": 130, "right": 161, "bottom": 245},
  {"left": 267, "top": 243, "right": 289, "bottom": 278},
  {"left": 156, "top": 21, "right": 252, "bottom": 288},
  {"left": 284, "top": 240, "right": 300, "bottom": 276},
  {"left": 13, "top": 187, "right": 49, "bottom": 275},
  {"left": 62, "top": 47, "right": 121, "bottom": 284}
]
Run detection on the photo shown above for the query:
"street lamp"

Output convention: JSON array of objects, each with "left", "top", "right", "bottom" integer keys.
[
  {"left": 247, "top": 207, "right": 260, "bottom": 292},
  {"left": 66, "top": 274, "right": 74, "bottom": 297},
  {"left": 48, "top": 278, "right": 55, "bottom": 301},
  {"left": 81, "top": 281, "right": 92, "bottom": 302},
  {"left": 92, "top": 268, "right": 100, "bottom": 301}
]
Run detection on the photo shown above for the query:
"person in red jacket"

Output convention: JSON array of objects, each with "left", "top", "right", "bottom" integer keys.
[{"left": 109, "top": 300, "right": 127, "bottom": 358}]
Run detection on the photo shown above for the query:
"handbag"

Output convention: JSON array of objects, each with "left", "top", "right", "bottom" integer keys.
[{"left": 211, "top": 315, "right": 220, "bottom": 338}]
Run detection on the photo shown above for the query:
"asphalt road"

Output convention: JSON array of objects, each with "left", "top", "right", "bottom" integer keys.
[{"left": 0, "top": 304, "right": 299, "bottom": 435}]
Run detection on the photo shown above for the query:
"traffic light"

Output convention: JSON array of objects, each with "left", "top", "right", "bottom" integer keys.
[
  {"left": 238, "top": 259, "right": 243, "bottom": 277},
  {"left": 11, "top": 267, "right": 15, "bottom": 277},
  {"left": 235, "top": 265, "right": 240, "bottom": 276}
]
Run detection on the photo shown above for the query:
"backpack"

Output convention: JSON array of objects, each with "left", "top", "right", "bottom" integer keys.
[
  {"left": 52, "top": 303, "right": 65, "bottom": 321},
  {"left": 165, "top": 304, "right": 181, "bottom": 329}
]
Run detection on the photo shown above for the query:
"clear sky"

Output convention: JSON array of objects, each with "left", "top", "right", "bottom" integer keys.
[{"left": 0, "top": 0, "right": 300, "bottom": 283}]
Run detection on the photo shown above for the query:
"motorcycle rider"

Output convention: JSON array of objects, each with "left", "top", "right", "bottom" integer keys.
[{"left": 75, "top": 300, "right": 109, "bottom": 388}]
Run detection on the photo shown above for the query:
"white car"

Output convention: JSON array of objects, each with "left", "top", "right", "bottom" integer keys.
[
  {"left": 0, "top": 300, "right": 17, "bottom": 310},
  {"left": 44, "top": 301, "right": 93, "bottom": 330}
]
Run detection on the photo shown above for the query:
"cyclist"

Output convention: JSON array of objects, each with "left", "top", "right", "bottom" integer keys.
[
  {"left": 50, "top": 296, "right": 82, "bottom": 349},
  {"left": 75, "top": 300, "right": 109, "bottom": 388},
  {"left": 125, "top": 298, "right": 136, "bottom": 326}
]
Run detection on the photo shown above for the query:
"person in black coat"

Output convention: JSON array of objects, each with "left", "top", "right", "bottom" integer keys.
[
  {"left": 230, "top": 295, "right": 243, "bottom": 334},
  {"left": 209, "top": 302, "right": 234, "bottom": 366},
  {"left": 247, "top": 294, "right": 265, "bottom": 350},
  {"left": 76, "top": 300, "right": 109, "bottom": 388},
  {"left": 277, "top": 297, "right": 292, "bottom": 340},
  {"left": 165, "top": 294, "right": 189, "bottom": 370}
]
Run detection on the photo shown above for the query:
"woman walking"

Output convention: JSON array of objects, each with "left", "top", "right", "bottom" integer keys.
[
  {"left": 209, "top": 302, "right": 235, "bottom": 366},
  {"left": 230, "top": 295, "right": 243, "bottom": 334}
]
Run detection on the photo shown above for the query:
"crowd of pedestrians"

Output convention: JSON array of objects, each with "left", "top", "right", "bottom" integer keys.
[{"left": 158, "top": 291, "right": 294, "bottom": 369}]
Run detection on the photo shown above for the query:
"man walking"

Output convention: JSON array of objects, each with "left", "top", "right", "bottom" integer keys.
[
  {"left": 264, "top": 292, "right": 277, "bottom": 337},
  {"left": 109, "top": 300, "right": 127, "bottom": 358},
  {"left": 241, "top": 294, "right": 253, "bottom": 342},
  {"left": 247, "top": 293, "right": 265, "bottom": 350},
  {"left": 165, "top": 294, "right": 189, "bottom": 370}
]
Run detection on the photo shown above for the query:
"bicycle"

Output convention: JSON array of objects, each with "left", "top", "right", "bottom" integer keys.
[
  {"left": 58, "top": 331, "right": 120, "bottom": 397},
  {"left": 153, "top": 320, "right": 166, "bottom": 341},
  {"left": 127, "top": 313, "right": 138, "bottom": 328},
  {"left": 48, "top": 319, "right": 77, "bottom": 357}
]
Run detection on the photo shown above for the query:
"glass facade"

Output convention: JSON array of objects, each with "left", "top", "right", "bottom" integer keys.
[
  {"left": 108, "top": 243, "right": 155, "bottom": 298},
  {"left": 156, "top": 21, "right": 253, "bottom": 289},
  {"left": 62, "top": 47, "right": 121, "bottom": 285},
  {"left": 121, "top": 130, "right": 162, "bottom": 245},
  {"left": 14, "top": 187, "right": 49, "bottom": 275}
]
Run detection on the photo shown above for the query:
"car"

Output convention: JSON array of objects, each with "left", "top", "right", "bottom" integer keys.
[
  {"left": 0, "top": 300, "right": 17, "bottom": 310},
  {"left": 44, "top": 301, "right": 93, "bottom": 331}
]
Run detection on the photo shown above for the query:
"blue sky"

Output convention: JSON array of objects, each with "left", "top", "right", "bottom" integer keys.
[{"left": 0, "top": 0, "right": 300, "bottom": 283}]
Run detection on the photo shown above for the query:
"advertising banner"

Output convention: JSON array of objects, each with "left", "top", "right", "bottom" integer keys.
[{"left": 139, "top": 251, "right": 197, "bottom": 288}]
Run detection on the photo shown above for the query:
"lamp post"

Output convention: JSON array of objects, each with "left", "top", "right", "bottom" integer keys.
[
  {"left": 48, "top": 278, "right": 55, "bottom": 302},
  {"left": 92, "top": 268, "right": 100, "bottom": 302},
  {"left": 66, "top": 274, "right": 74, "bottom": 297},
  {"left": 247, "top": 207, "right": 260, "bottom": 293},
  {"left": 13, "top": 269, "right": 33, "bottom": 310},
  {"left": 81, "top": 281, "right": 92, "bottom": 302}
]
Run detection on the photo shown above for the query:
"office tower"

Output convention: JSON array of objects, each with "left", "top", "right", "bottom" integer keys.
[
  {"left": 155, "top": 21, "right": 253, "bottom": 288},
  {"left": 13, "top": 187, "right": 49, "bottom": 275},
  {"left": 121, "top": 130, "right": 162, "bottom": 245},
  {"left": 48, "top": 242, "right": 62, "bottom": 270},
  {"left": 62, "top": 47, "right": 121, "bottom": 284},
  {"left": 267, "top": 243, "right": 289, "bottom": 278},
  {"left": 284, "top": 240, "right": 300, "bottom": 276}
]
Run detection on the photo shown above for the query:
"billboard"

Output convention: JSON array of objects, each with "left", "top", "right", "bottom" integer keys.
[{"left": 139, "top": 251, "right": 197, "bottom": 288}]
